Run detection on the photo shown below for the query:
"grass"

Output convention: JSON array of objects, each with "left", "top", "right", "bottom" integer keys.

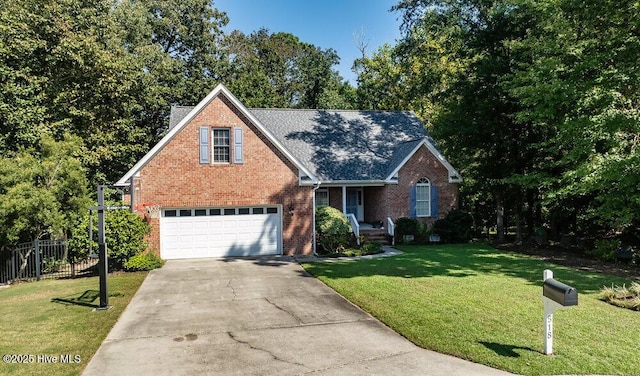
[
  {"left": 301, "top": 243, "right": 640, "bottom": 375},
  {"left": 0, "top": 272, "right": 147, "bottom": 376}
]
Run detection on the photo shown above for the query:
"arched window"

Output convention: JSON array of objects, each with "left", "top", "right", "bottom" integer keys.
[{"left": 416, "top": 178, "right": 431, "bottom": 217}]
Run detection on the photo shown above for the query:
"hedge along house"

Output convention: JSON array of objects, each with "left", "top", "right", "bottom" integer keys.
[{"left": 115, "top": 84, "right": 462, "bottom": 259}]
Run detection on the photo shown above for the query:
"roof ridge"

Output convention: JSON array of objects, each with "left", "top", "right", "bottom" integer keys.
[{"left": 249, "top": 108, "right": 413, "bottom": 113}]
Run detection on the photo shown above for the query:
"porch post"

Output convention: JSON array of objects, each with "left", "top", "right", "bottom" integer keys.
[{"left": 342, "top": 185, "right": 347, "bottom": 215}]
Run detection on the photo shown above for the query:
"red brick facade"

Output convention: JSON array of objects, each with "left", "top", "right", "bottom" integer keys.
[
  {"left": 133, "top": 95, "right": 313, "bottom": 256},
  {"left": 364, "top": 145, "right": 459, "bottom": 226}
]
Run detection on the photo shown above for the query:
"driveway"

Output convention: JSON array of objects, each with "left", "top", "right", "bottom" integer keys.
[{"left": 83, "top": 257, "right": 511, "bottom": 375}]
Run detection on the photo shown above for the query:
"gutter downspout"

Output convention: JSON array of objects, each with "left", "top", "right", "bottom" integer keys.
[
  {"left": 312, "top": 182, "right": 321, "bottom": 256},
  {"left": 129, "top": 177, "right": 135, "bottom": 213}
]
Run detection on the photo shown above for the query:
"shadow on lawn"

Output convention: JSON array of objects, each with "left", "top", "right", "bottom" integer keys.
[
  {"left": 302, "top": 244, "right": 627, "bottom": 294},
  {"left": 52, "top": 289, "right": 100, "bottom": 308},
  {"left": 479, "top": 341, "right": 539, "bottom": 357}
]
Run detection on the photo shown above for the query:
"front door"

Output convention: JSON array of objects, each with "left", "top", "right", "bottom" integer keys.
[{"left": 346, "top": 188, "right": 364, "bottom": 222}]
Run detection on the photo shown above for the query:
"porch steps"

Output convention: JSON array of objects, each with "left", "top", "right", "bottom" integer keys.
[{"left": 361, "top": 229, "right": 390, "bottom": 245}]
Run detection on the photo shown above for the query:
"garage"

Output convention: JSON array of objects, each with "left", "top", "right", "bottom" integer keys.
[{"left": 159, "top": 206, "right": 282, "bottom": 259}]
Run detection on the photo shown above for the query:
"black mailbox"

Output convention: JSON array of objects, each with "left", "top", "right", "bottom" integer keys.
[{"left": 543, "top": 278, "right": 578, "bottom": 306}]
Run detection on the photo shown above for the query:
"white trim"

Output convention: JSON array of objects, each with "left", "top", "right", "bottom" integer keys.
[
  {"left": 416, "top": 178, "right": 431, "bottom": 217},
  {"left": 385, "top": 139, "right": 463, "bottom": 184},
  {"left": 311, "top": 180, "right": 387, "bottom": 187},
  {"left": 115, "top": 84, "right": 317, "bottom": 186},
  {"left": 342, "top": 186, "right": 347, "bottom": 216}
]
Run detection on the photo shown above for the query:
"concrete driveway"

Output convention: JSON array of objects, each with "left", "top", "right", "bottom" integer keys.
[{"left": 83, "top": 257, "right": 512, "bottom": 375}]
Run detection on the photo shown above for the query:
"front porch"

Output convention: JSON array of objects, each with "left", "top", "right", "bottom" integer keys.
[
  {"left": 316, "top": 185, "right": 395, "bottom": 245},
  {"left": 319, "top": 186, "right": 390, "bottom": 224}
]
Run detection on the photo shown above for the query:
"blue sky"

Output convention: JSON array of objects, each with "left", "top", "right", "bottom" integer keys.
[{"left": 215, "top": 0, "right": 403, "bottom": 84}]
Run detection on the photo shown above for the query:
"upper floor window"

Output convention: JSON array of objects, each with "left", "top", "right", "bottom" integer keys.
[
  {"left": 213, "top": 128, "right": 230, "bottom": 163},
  {"left": 416, "top": 177, "right": 431, "bottom": 217},
  {"left": 200, "top": 127, "right": 243, "bottom": 165}
]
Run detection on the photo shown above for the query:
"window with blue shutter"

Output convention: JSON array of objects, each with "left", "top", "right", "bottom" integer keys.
[
  {"left": 410, "top": 185, "right": 417, "bottom": 218},
  {"left": 233, "top": 127, "right": 243, "bottom": 164},
  {"left": 415, "top": 177, "right": 431, "bottom": 217},
  {"left": 199, "top": 127, "right": 210, "bottom": 164},
  {"left": 430, "top": 185, "right": 439, "bottom": 218}
]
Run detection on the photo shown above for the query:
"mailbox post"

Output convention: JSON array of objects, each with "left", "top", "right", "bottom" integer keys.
[{"left": 542, "top": 269, "right": 578, "bottom": 355}]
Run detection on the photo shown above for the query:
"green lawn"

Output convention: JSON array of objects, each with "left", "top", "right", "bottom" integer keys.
[
  {"left": 302, "top": 244, "right": 640, "bottom": 375},
  {"left": 0, "top": 272, "right": 147, "bottom": 375}
]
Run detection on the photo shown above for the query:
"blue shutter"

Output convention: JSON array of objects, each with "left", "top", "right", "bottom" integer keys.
[
  {"left": 409, "top": 185, "right": 417, "bottom": 218},
  {"left": 233, "top": 127, "right": 243, "bottom": 164},
  {"left": 430, "top": 185, "right": 439, "bottom": 218},
  {"left": 199, "top": 127, "right": 210, "bottom": 164}
]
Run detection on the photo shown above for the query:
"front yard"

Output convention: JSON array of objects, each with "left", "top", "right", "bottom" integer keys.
[
  {"left": 302, "top": 244, "right": 639, "bottom": 375},
  {"left": 0, "top": 272, "right": 146, "bottom": 375}
]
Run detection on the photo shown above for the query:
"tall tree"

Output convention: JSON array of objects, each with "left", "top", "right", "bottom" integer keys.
[
  {"left": 0, "top": 135, "right": 89, "bottom": 248},
  {"left": 222, "top": 28, "right": 348, "bottom": 108},
  {"left": 391, "top": 0, "right": 545, "bottom": 240},
  {"left": 503, "top": 0, "right": 640, "bottom": 239},
  {"left": 115, "top": 0, "right": 230, "bottom": 134}
]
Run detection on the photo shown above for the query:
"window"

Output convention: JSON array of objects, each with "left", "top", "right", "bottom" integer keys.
[
  {"left": 179, "top": 209, "right": 192, "bottom": 217},
  {"left": 224, "top": 208, "right": 236, "bottom": 215},
  {"left": 194, "top": 209, "right": 207, "bottom": 216},
  {"left": 266, "top": 207, "right": 278, "bottom": 214},
  {"left": 252, "top": 208, "right": 264, "bottom": 214},
  {"left": 315, "top": 189, "right": 329, "bottom": 207},
  {"left": 164, "top": 210, "right": 177, "bottom": 217},
  {"left": 416, "top": 178, "right": 431, "bottom": 217},
  {"left": 238, "top": 208, "right": 250, "bottom": 215},
  {"left": 213, "top": 128, "right": 230, "bottom": 163},
  {"left": 210, "top": 209, "right": 221, "bottom": 216}
]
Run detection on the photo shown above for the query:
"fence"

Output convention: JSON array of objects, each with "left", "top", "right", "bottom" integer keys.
[{"left": 0, "top": 240, "right": 97, "bottom": 284}]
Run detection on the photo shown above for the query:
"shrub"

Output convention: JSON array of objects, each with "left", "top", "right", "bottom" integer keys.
[
  {"left": 430, "top": 210, "right": 474, "bottom": 243},
  {"left": 599, "top": 282, "right": 640, "bottom": 311},
  {"left": 42, "top": 257, "right": 65, "bottom": 274},
  {"left": 316, "top": 206, "right": 352, "bottom": 254},
  {"left": 395, "top": 217, "right": 421, "bottom": 244},
  {"left": 124, "top": 252, "right": 165, "bottom": 271},
  {"left": 69, "top": 208, "right": 150, "bottom": 270},
  {"left": 586, "top": 239, "right": 621, "bottom": 261},
  {"left": 361, "top": 241, "right": 383, "bottom": 255}
]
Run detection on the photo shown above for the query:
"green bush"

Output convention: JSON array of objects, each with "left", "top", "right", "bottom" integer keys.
[
  {"left": 587, "top": 239, "right": 621, "bottom": 261},
  {"left": 316, "top": 206, "right": 352, "bottom": 254},
  {"left": 69, "top": 208, "right": 150, "bottom": 270},
  {"left": 395, "top": 217, "right": 421, "bottom": 244},
  {"left": 124, "top": 252, "right": 165, "bottom": 271},
  {"left": 361, "top": 241, "right": 383, "bottom": 255},
  {"left": 41, "top": 257, "right": 65, "bottom": 274},
  {"left": 430, "top": 210, "right": 474, "bottom": 243}
]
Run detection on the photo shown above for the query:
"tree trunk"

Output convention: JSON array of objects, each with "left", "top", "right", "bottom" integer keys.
[{"left": 496, "top": 195, "right": 505, "bottom": 242}]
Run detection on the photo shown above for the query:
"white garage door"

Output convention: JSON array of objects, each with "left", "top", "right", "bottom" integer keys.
[{"left": 160, "top": 207, "right": 282, "bottom": 259}]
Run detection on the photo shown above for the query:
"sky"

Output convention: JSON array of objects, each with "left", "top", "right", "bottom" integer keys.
[{"left": 214, "top": 0, "right": 403, "bottom": 84}]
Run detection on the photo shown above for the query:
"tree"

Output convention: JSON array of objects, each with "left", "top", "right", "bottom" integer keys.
[
  {"left": 0, "top": 135, "right": 90, "bottom": 248},
  {"left": 1, "top": 0, "right": 232, "bottom": 185},
  {"left": 390, "top": 0, "right": 546, "bottom": 240},
  {"left": 222, "top": 28, "right": 349, "bottom": 109},
  {"left": 387, "top": 0, "right": 640, "bottom": 243},
  {"left": 503, "top": 0, "right": 640, "bottom": 240}
]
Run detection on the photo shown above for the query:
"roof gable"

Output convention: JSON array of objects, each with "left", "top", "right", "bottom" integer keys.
[{"left": 115, "top": 84, "right": 315, "bottom": 186}]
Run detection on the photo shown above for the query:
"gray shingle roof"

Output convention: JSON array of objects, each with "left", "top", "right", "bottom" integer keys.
[{"left": 169, "top": 106, "right": 431, "bottom": 181}]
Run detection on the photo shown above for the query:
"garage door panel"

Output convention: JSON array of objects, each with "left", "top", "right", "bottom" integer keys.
[{"left": 160, "top": 209, "right": 281, "bottom": 259}]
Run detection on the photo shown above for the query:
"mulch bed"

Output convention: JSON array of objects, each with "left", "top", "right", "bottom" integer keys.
[{"left": 495, "top": 242, "right": 640, "bottom": 281}]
